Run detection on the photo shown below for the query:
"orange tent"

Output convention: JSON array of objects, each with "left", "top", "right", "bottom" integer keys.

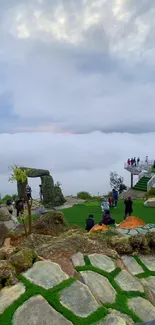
[
  {"left": 89, "top": 224, "right": 109, "bottom": 232},
  {"left": 118, "top": 216, "right": 146, "bottom": 229}
]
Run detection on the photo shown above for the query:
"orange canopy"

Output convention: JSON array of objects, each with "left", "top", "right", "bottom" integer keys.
[
  {"left": 118, "top": 216, "right": 146, "bottom": 229},
  {"left": 89, "top": 224, "right": 109, "bottom": 232}
]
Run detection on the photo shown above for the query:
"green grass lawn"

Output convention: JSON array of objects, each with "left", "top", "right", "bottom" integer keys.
[{"left": 62, "top": 200, "right": 155, "bottom": 228}]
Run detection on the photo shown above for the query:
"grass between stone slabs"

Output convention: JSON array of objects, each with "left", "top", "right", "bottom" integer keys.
[
  {"left": 0, "top": 275, "right": 108, "bottom": 325},
  {"left": 76, "top": 256, "right": 146, "bottom": 323},
  {"left": 133, "top": 256, "right": 155, "bottom": 279}
]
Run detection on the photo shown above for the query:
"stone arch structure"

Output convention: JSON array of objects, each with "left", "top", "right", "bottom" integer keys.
[{"left": 17, "top": 167, "right": 65, "bottom": 207}]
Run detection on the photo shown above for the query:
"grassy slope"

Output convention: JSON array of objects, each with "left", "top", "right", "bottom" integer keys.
[{"left": 62, "top": 200, "right": 155, "bottom": 228}]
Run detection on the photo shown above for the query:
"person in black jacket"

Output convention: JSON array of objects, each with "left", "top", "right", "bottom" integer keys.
[
  {"left": 15, "top": 198, "right": 24, "bottom": 218},
  {"left": 124, "top": 197, "right": 133, "bottom": 219},
  {"left": 85, "top": 214, "right": 95, "bottom": 232},
  {"left": 101, "top": 210, "right": 115, "bottom": 225}
]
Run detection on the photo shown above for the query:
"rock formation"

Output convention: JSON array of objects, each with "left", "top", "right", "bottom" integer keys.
[{"left": 17, "top": 167, "right": 65, "bottom": 207}]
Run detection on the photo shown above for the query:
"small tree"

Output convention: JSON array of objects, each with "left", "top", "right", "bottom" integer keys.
[
  {"left": 77, "top": 191, "right": 92, "bottom": 200},
  {"left": 110, "top": 171, "right": 127, "bottom": 194},
  {"left": 9, "top": 166, "right": 32, "bottom": 235}
]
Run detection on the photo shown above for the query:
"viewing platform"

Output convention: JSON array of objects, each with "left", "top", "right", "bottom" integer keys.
[
  {"left": 124, "top": 160, "right": 155, "bottom": 191},
  {"left": 124, "top": 160, "right": 155, "bottom": 175}
]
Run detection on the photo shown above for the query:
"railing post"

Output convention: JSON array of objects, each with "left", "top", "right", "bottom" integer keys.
[{"left": 131, "top": 173, "right": 133, "bottom": 188}]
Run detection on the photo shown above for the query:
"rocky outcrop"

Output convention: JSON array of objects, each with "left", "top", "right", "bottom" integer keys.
[
  {"left": 0, "top": 260, "right": 18, "bottom": 289},
  {"left": 144, "top": 198, "right": 155, "bottom": 207},
  {"left": 0, "top": 208, "right": 11, "bottom": 222},
  {"left": 0, "top": 223, "right": 9, "bottom": 247},
  {"left": 107, "top": 236, "right": 133, "bottom": 254},
  {"left": 32, "top": 211, "right": 69, "bottom": 236},
  {"left": 22, "top": 229, "right": 119, "bottom": 261},
  {"left": 8, "top": 248, "right": 38, "bottom": 274}
]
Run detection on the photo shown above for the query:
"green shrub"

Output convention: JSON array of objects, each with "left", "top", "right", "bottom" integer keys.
[
  {"left": 1, "top": 194, "right": 18, "bottom": 204},
  {"left": 145, "top": 187, "right": 155, "bottom": 199},
  {"left": 77, "top": 191, "right": 92, "bottom": 200}
]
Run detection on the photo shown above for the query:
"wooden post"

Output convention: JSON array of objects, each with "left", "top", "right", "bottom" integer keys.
[{"left": 131, "top": 173, "right": 133, "bottom": 188}]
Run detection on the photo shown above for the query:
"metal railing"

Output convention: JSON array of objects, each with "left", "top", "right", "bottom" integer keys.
[
  {"left": 124, "top": 160, "right": 155, "bottom": 169},
  {"left": 147, "top": 174, "right": 155, "bottom": 191},
  {"left": 138, "top": 170, "right": 149, "bottom": 181}
]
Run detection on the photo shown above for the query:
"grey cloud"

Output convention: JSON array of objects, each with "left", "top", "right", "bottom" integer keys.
[{"left": 0, "top": 0, "right": 155, "bottom": 134}]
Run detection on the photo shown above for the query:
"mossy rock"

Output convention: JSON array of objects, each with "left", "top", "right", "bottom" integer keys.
[
  {"left": 0, "top": 208, "right": 11, "bottom": 221},
  {"left": 32, "top": 211, "right": 69, "bottom": 236},
  {"left": 129, "top": 234, "right": 150, "bottom": 253},
  {"left": 108, "top": 236, "right": 133, "bottom": 254},
  {"left": 20, "top": 167, "right": 50, "bottom": 178},
  {"left": 0, "top": 260, "right": 17, "bottom": 289},
  {"left": 8, "top": 248, "right": 38, "bottom": 274},
  {"left": 0, "top": 223, "right": 10, "bottom": 247},
  {"left": 146, "top": 232, "right": 155, "bottom": 249}
]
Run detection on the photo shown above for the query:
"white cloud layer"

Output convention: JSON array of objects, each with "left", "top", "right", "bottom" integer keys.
[{"left": 0, "top": 131, "right": 154, "bottom": 198}]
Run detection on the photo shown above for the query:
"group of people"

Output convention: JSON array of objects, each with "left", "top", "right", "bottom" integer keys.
[
  {"left": 6, "top": 197, "right": 25, "bottom": 219},
  {"left": 101, "top": 189, "right": 118, "bottom": 211},
  {"left": 85, "top": 194, "right": 133, "bottom": 232},
  {"left": 6, "top": 183, "right": 44, "bottom": 220},
  {"left": 127, "top": 157, "right": 140, "bottom": 167},
  {"left": 127, "top": 156, "right": 150, "bottom": 167}
]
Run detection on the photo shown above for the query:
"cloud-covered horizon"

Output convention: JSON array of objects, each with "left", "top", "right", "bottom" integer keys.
[{"left": 0, "top": 131, "right": 154, "bottom": 198}]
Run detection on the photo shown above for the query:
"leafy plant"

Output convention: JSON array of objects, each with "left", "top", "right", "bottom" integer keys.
[
  {"left": 9, "top": 165, "right": 32, "bottom": 235},
  {"left": 110, "top": 171, "right": 127, "bottom": 194}
]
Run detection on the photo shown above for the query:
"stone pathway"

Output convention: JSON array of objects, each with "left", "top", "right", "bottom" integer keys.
[
  {"left": 117, "top": 224, "right": 155, "bottom": 237},
  {"left": 0, "top": 254, "right": 155, "bottom": 324}
]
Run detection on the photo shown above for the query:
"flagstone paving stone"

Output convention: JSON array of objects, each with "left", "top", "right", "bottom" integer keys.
[
  {"left": 115, "top": 270, "right": 144, "bottom": 292},
  {"left": 141, "top": 276, "right": 155, "bottom": 294},
  {"left": 0, "top": 283, "right": 25, "bottom": 314},
  {"left": 71, "top": 252, "right": 85, "bottom": 267},
  {"left": 122, "top": 255, "right": 144, "bottom": 275},
  {"left": 93, "top": 315, "right": 127, "bottom": 325},
  {"left": 139, "top": 256, "right": 155, "bottom": 272},
  {"left": 80, "top": 270, "right": 116, "bottom": 303},
  {"left": 128, "top": 297, "right": 155, "bottom": 322},
  {"left": 88, "top": 254, "right": 115, "bottom": 272},
  {"left": 23, "top": 261, "right": 69, "bottom": 289},
  {"left": 13, "top": 295, "right": 73, "bottom": 325},
  {"left": 60, "top": 280, "right": 100, "bottom": 317},
  {"left": 108, "top": 309, "right": 134, "bottom": 325}
]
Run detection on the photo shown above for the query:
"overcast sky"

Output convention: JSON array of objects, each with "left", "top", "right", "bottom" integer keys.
[{"left": 0, "top": 0, "right": 155, "bottom": 197}]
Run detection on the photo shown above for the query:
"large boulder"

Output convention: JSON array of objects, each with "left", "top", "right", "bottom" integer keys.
[
  {"left": 21, "top": 233, "right": 53, "bottom": 249},
  {"left": 53, "top": 184, "right": 66, "bottom": 207},
  {"left": 32, "top": 211, "right": 69, "bottom": 236},
  {"left": 129, "top": 234, "right": 150, "bottom": 253},
  {"left": 0, "top": 223, "right": 9, "bottom": 247},
  {"left": 9, "top": 248, "right": 38, "bottom": 274},
  {"left": 146, "top": 232, "right": 155, "bottom": 249},
  {"left": 22, "top": 229, "right": 119, "bottom": 261},
  {"left": 0, "top": 208, "right": 11, "bottom": 221},
  {"left": 108, "top": 236, "right": 133, "bottom": 254},
  {"left": 0, "top": 218, "right": 19, "bottom": 247},
  {"left": 144, "top": 198, "right": 155, "bottom": 207},
  {"left": 0, "top": 260, "right": 17, "bottom": 289}
]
